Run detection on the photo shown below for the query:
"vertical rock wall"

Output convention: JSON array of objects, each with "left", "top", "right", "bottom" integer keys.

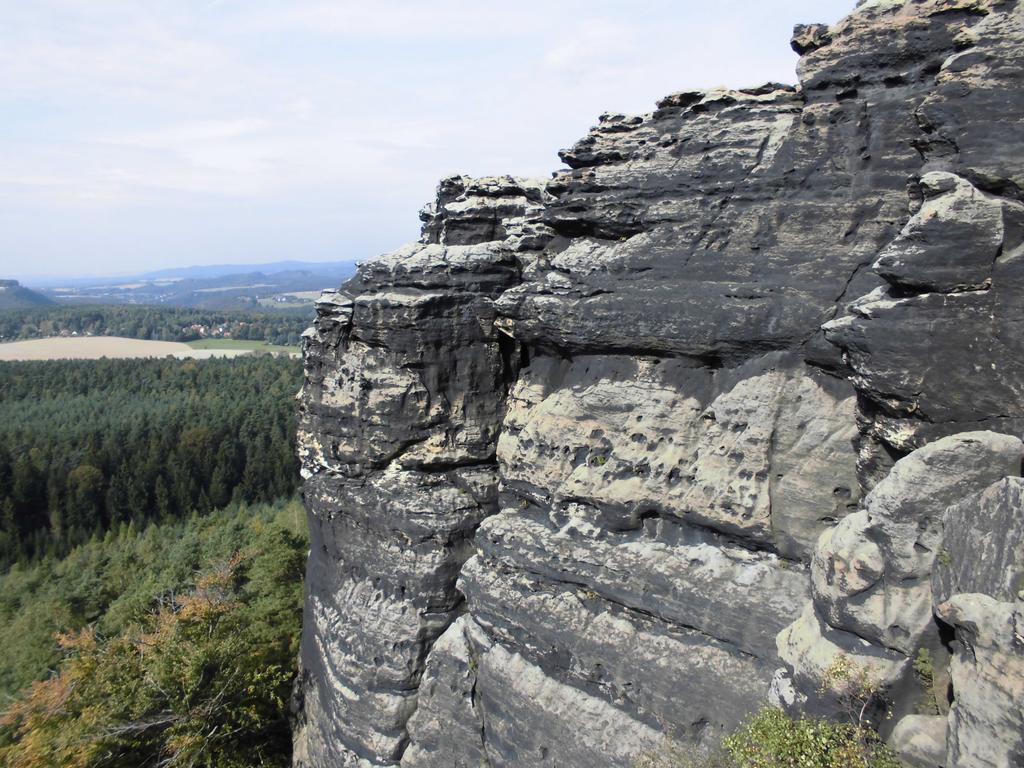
[{"left": 295, "top": 1, "right": 1024, "bottom": 766}]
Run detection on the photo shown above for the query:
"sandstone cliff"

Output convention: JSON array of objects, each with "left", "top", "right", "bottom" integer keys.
[{"left": 294, "top": 1, "right": 1024, "bottom": 766}]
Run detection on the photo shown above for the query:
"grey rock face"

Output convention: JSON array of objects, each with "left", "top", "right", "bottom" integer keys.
[
  {"left": 873, "top": 172, "right": 1011, "bottom": 293},
  {"left": 824, "top": 172, "right": 1024, "bottom": 455},
  {"left": 294, "top": 1, "right": 1024, "bottom": 766},
  {"left": 779, "top": 437, "right": 1024, "bottom": 766},
  {"left": 932, "top": 477, "right": 1024, "bottom": 768},
  {"left": 933, "top": 477, "right": 1024, "bottom": 606},
  {"left": 823, "top": 1, "right": 1024, "bottom": 466},
  {"left": 939, "top": 596, "right": 1024, "bottom": 768},
  {"left": 419, "top": 175, "right": 552, "bottom": 251},
  {"left": 891, "top": 713, "right": 948, "bottom": 768},
  {"left": 498, "top": 353, "right": 858, "bottom": 560},
  {"left": 779, "top": 433, "right": 1023, "bottom": 699},
  {"left": 294, "top": 177, "right": 532, "bottom": 767}
]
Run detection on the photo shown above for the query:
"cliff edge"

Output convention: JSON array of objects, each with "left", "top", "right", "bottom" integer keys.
[{"left": 294, "top": 1, "right": 1024, "bottom": 766}]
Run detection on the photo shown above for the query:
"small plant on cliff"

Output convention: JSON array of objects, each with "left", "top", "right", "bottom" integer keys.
[
  {"left": 722, "top": 708, "right": 901, "bottom": 768},
  {"left": 819, "top": 654, "right": 887, "bottom": 731},
  {"left": 636, "top": 656, "right": 898, "bottom": 768},
  {"left": 912, "top": 648, "right": 943, "bottom": 715},
  {"left": 912, "top": 648, "right": 934, "bottom": 686},
  {"left": 635, "top": 709, "right": 901, "bottom": 768}
]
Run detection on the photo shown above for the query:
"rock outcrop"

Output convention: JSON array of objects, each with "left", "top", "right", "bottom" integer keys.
[{"left": 294, "top": 1, "right": 1024, "bottom": 766}]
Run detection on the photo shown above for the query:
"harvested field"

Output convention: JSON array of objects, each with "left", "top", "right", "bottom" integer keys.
[{"left": 0, "top": 336, "right": 254, "bottom": 361}]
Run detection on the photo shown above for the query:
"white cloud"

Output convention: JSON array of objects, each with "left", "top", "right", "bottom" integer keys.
[
  {"left": 542, "top": 19, "right": 637, "bottom": 72},
  {"left": 0, "top": 0, "right": 859, "bottom": 275}
]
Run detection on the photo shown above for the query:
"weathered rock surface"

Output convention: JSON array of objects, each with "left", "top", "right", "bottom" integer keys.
[
  {"left": 933, "top": 477, "right": 1024, "bottom": 606},
  {"left": 294, "top": 177, "right": 532, "bottom": 766},
  {"left": 932, "top": 477, "right": 1024, "bottom": 768},
  {"left": 779, "top": 433, "right": 1023, "bottom": 709},
  {"left": 891, "top": 713, "right": 948, "bottom": 768},
  {"left": 294, "top": 1, "right": 1024, "bottom": 766},
  {"left": 498, "top": 353, "right": 858, "bottom": 560}
]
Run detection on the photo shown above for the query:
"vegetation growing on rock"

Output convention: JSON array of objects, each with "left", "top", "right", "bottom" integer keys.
[{"left": 636, "top": 708, "right": 901, "bottom": 768}]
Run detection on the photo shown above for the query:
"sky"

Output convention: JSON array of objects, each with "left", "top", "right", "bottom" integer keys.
[{"left": 0, "top": 0, "right": 858, "bottom": 281}]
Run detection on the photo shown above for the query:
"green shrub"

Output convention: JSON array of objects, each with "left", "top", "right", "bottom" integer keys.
[
  {"left": 634, "top": 708, "right": 902, "bottom": 768},
  {"left": 723, "top": 708, "right": 902, "bottom": 768}
]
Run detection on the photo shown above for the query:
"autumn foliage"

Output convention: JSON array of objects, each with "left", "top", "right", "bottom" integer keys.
[{"left": 0, "top": 510, "right": 305, "bottom": 767}]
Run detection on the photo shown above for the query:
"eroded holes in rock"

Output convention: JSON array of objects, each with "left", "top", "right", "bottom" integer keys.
[
  {"left": 833, "top": 486, "right": 852, "bottom": 499},
  {"left": 630, "top": 432, "right": 647, "bottom": 444},
  {"left": 914, "top": 542, "right": 932, "bottom": 554},
  {"left": 572, "top": 447, "right": 589, "bottom": 466},
  {"left": 667, "top": 468, "right": 682, "bottom": 485},
  {"left": 590, "top": 428, "right": 604, "bottom": 440}
]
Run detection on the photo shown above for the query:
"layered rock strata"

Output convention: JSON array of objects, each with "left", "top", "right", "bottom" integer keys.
[{"left": 295, "top": 1, "right": 1024, "bottom": 766}]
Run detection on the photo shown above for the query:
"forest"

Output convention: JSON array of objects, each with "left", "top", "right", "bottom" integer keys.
[
  {"left": 0, "top": 305, "right": 310, "bottom": 347},
  {"left": 0, "top": 356, "right": 302, "bottom": 569},
  {"left": 0, "top": 498, "right": 307, "bottom": 766},
  {"left": 0, "top": 349, "right": 309, "bottom": 767}
]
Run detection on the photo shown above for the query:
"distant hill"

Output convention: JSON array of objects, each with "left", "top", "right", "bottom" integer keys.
[
  {"left": 30, "top": 260, "right": 359, "bottom": 311},
  {"left": 139, "top": 260, "right": 357, "bottom": 281},
  {"left": 0, "top": 280, "right": 54, "bottom": 309}
]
